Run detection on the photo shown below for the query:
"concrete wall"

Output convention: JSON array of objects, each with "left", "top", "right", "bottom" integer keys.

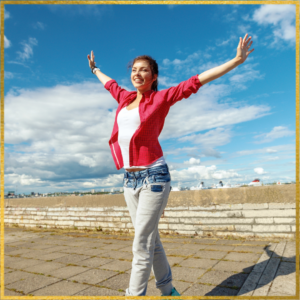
[{"left": 3, "top": 186, "right": 297, "bottom": 239}]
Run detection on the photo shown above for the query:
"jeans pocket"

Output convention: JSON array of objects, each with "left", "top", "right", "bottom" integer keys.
[{"left": 151, "top": 184, "right": 163, "bottom": 192}]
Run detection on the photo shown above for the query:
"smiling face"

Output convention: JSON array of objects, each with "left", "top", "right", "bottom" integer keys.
[{"left": 131, "top": 60, "right": 158, "bottom": 93}]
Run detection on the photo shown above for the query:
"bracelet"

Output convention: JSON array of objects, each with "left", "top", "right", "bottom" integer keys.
[{"left": 91, "top": 67, "right": 100, "bottom": 74}]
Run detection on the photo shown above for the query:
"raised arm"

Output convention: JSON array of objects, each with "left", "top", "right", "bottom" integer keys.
[
  {"left": 87, "top": 50, "right": 112, "bottom": 86},
  {"left": 198, "top": 33, "right": 254, "bottom": 85}
]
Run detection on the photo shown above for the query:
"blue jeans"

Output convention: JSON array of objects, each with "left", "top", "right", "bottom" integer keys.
[{"left": 123, "top": 164, "right": 173, "bottom": 296}]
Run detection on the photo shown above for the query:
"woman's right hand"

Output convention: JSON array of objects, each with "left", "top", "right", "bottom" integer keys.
[{"left": 87, "top": 50, "right": 96, "bottom": 70}]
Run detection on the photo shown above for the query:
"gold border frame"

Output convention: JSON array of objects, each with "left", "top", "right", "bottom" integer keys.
[{"left": 0, "top": 1, "right": 299, "bottom": 299}]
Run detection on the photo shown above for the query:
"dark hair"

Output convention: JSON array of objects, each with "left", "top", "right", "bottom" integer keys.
[{"left": 128, "top": 55, "right": 159, "bottom": 91}]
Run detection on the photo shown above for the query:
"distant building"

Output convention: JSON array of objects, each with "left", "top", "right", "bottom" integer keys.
[
  {"left": 101, "top": 189, "right": 105, "bottom": 192},
  {"left": 31, "top": 192, "right": 35, "bottom": 195},
  {"left": 119, "top": 187, "right": 124, "bottom": 192},
  {"left": 8, "top": 191, "right": 15, "bottom": 196},
  {"left": 91, "top": 189, "right": 95, "bottom": 194},
  {"left": 111, "top": 188, "right": 115, "bottom": 193}
]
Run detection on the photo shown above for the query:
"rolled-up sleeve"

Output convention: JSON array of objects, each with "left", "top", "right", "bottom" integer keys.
[
  {"left": 161, "top": 75, "right": 202, "bottom": 106},
  {"left": 105, "top": 80, "right": 130, "bottom": 104}
]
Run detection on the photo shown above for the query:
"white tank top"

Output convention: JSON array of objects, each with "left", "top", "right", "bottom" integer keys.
[{"left": 117, "top": 106, "right": 166, "bottom": 169}]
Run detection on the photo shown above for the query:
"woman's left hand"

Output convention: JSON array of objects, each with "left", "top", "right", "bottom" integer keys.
[{"left": 235, "top": 33, "right": 254, "bottom": 64}]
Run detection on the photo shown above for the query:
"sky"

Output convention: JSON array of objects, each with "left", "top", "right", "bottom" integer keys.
[{"left": 3, "top": 3, "right": 296, "bottom": 193}]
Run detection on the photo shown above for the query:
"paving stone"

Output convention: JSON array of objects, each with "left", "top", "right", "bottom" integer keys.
[
  {"left": 32, "top": 280, "right": 87, "bottom": 295},
  {"left": 65, "top": 241, "right": 92, "bottom": 247},
  {"left": 75, "top": 257, "right": 114, "bottom": 268},
  {"left": 29, "top": 243, "right": 60, "bottom": 250},
  {"left": 167, "top": 256, "right": 185, "bottom": 267},
  {"left": 276, "top": 261, "right": 296, "bottom": 276},
  {"left": 180, "top": 243, "right": 207, "bottom": 250},
  {"left": 74, "top": 286, "right": 124, "bottom": 296},
  {"left": 172, "top": 266, "right": 206, "bottom": 282},
  {"left": 4, "top": 289, "right": 23, "bottom": 296},
  {"left": 232, "top": 246, "right": 265, "bottom": 253},
  {"left": 268, "top": 273, "right": 296, "bottom": 296},
  {"left": 252, "top": 283, "right": 271, "bottom": 296},
  {"left": 20, "top": 250, "right": 56, "bottom": 259},
  {"left": 214, "top": 240, "right": 243, "bottom": 245},
  {"left": 212, "top": 260, "right": 254, "bottom": 273},
  {"left": 282, "top": 244, "right": 296, "bottom": 262},
  {"left": 47, "top": 266, "right": 89, "bottom": 279},
  {"left": 100, "top": 250, "right": 132, "bottom": 259},
  {"left": 192, "top": 238, "right": 217, "bottom": 244},
  {"left": 243, "top": 241, "right": 271, "bottom": 245},
  {"left": 101, "top": 273, "right": 130, "bottom": 290},
  {"left": 237, "top": 271, "right": 261, "bottom": 296},
  {"left": 258, "top": 258, "right": 281, "bottom": 285},
  {"left": 68, "top": 268, "right": 118, "bottom": 284},
  {"left": 5, "top": 248, "right": 32, "bottom": 256},
  {"left": 166, "top": 248, "right": 198, "bottom": 256},
  {"left": 193, "top": 250, "right": 227, "bottom": 260},
  {"left": 162, "top": 242, "right": 181, "bottom": 249},
  {"left": 78, "top": 248, "right": 109, "bottom": 256},
  {"left": 23, "top": 261, "right": 65, "bottom": 274},
  {"left": 42, "top": 245, "right": 71, "bottom": 252},
  {"left": 100, "top": 243, "right": 130, "bottom": 250},
  {"left": 6, "top": 257, "right": 45, "bottom": 270},
  {"left": 146, "top": 278, "right": 162, "bottom": 296},
  {"left": 99, "top": 260, "right": 132, "bottom": 272},
  {"left": 52, "top": 254, "right": 91, "bottom": 264},
  {"left": 119, "top": 245, "right": 132, "bottom": 252},
  {"left": 171, "top": 280, "right": 191, "bottom": 294},
  {"left": 182, "top": 283, "right": 215, "bottom": 296},
  {"left": 38, "top": 252, "right": 69, "bottom": 261},
  {"left": 223, "top": 252, "right": 261, "bottom": 262},
  {"left": 184, "top": 283, "right": 238, "bottom": 296},
  {"left": 205, "top": 245, "right": 235, "bottom": 251},
  {"left": 120, "top": 252, "right": 133, "bottom": 261},
  {"left": 4, "top": 245, "right": 19, "bottom": 253},
  {"left": 180, "top": 258, "right": 218, "bottom": 269},
  {"left": 4, "top": 270, "right": 36, "bottom": 285},
  {"left": 5, "top": 275, "right": 60, "bottom": 294},
  {"left": 198, "top": 269, "right": 247, "bottom": 288}
]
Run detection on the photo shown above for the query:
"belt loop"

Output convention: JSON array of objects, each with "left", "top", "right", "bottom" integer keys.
[{"left": 165, "top": 164, "right": 169, "bottom": 173}]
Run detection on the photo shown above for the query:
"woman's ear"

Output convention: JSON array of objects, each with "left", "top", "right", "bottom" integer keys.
[{"left": 153, "top": 74, "right": 158, "bottom": 82}]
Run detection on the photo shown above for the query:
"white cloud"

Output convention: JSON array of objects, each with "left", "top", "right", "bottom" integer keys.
[
  {"left": 252, "top": 5, "right": 295, "bottom": 46},
  {"left": 184, "top": 158, "right": 201, "bottom": 165},
  {"left": 236, "top": 144, "right": 293, "bottom": 156},
  {"left": 47, "top": 4, "right": 112, "bottom": 17},
  {"left": 254, "top": 126, "right": 294, "bottom": 143},
  {"left": 254, "top": 167, "right": 266, "bottom": 174},
  {"left": 4, "top": 36, "right": 11, "bottom": 48},
  {"left": 33, "top": 21, "right": 45, "bottom": 30},
  {"left": 266, "top": 148, "right": 277, "bottom": 153},
  {"left": 160, "top": 82, "right": 270, "bottom": 141},
  {"left": 4, "top": 8, "right": 10, "bottom": 19},
  {"left": 216, "top": 35, "right": 237, "bottom": 47},
  {"left": 16, "top": 37, "right": 38, "bottom": 61},
  {"left": 158, "top": 76, "right": 179, "bottom": 87},
  {"left": 170, "top": 165, "right": 241, "bottom": 183},
  {"left": 4, "top": 71, "right": 14, "bottom": 79},
  {"left": 4, "top": 81, "right": 121, "bottom": 192},
  {"left": 179, "top": 127, "right": 232, "bottom": 149}
]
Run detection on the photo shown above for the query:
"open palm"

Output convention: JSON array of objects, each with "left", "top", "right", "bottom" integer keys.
[{"left": 236, "top": 33, "right": 254, "bottom": 64}]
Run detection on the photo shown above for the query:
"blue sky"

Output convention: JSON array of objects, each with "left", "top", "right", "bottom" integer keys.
[{"left": 3, "top": 3, "right": 296, "bottom": 193}]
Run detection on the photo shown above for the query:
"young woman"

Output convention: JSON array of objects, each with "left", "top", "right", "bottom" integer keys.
[{"left": 87, "top": 33, "right": 254, "bottom": 297}]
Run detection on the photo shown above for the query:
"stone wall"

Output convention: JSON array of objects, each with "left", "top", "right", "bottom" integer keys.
[
  {"left": 4, "top": 185, "right": 297, "bottom": 238},
  {"left": 4, "top": 203, "right": 296, "bottom": 239}
]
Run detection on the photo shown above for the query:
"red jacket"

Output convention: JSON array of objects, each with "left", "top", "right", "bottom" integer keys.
[{"left": 105, "top": 75, "right": 202, "bottom": 170}]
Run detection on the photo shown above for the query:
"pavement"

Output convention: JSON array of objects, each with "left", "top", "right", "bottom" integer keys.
[{"left": 2, "top": 227, "right": 297, "bottom": 298}]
